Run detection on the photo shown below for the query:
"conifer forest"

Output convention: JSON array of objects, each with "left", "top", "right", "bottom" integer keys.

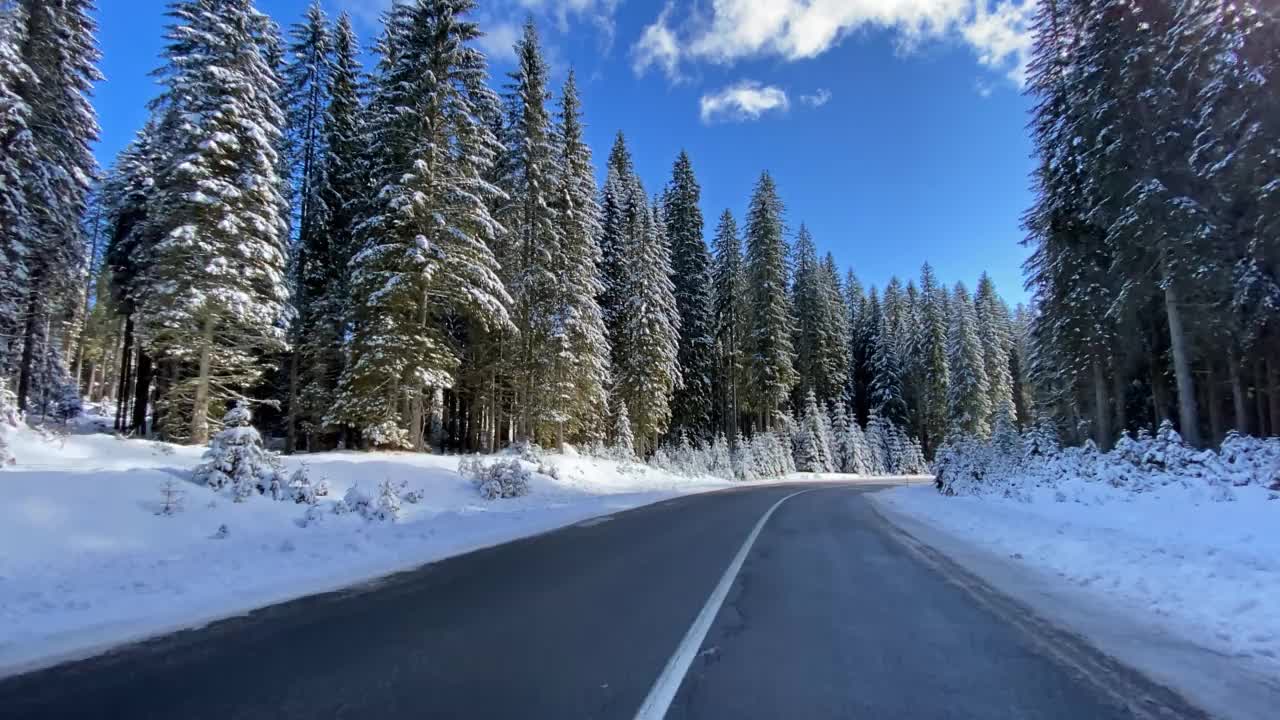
[{"left": 2, "top": 0, "right": 1278, "bottom": 470}]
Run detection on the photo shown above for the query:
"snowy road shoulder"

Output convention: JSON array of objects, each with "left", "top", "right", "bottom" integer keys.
[{"left": 870, "top": 485, "right": 1280, "bottom": 720}]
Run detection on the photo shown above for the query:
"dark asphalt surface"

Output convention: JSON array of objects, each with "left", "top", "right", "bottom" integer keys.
[{"left": 0, "top": 483, "right": 1208, "bottom": 720}]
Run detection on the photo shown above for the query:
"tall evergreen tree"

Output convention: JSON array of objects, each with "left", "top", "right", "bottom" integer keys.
[
  {"left": 610, "top": 169, "right": 680, "bottom": 456},
  {"left": 0, "top": 3, "right": 36, "bottom": 379},
  {"left": 869, "top": 293, "right": 908, "bottom": 427},
  {"left": 497, "top": 20, "right": 560, "bottom": 441},
  {"left": 975, "top": 273, "right": 1016, "bottom": 427},
  {"left": 10, "top": 0, "right": 101, "bottom": 411},
  {"left": 329, "top": 0, "right": 512, "bottom": 449},
  {"left": 947, "top": 283, "right": 990, "bottom": 437},
  {"left": 295, "top": 10, "right": 363, "bottom": 448},
  {"left": 281, "top": 0, "right": 333, "bottom": 451},
  {"left": 598, "top": 132, "right": 632, "bottom": 344},
  {"left": 743, "top": 171, "right": 796, "bottom": 429},
  {"left": 143, "top": 0, "right": 290, "bottom": 443},
  {"left": 711, "top": 209, "right": 747, "bottom": 438},
  {"left": 664, "top": 150, "right": 715, "bottom": 440},
  {"left": 548, "top": 69, "right": 611, "bottom": 444},
  {"left": 917, "top": 263, "right": 950, "bottom": 456}
]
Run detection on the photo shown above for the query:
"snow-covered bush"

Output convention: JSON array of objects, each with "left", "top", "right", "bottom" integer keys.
[
  {"left": 341, "top": 480, "right": 404, "bottom": 521},
  {"left": 362, "top": 420, "right": 411, "bottom": 451},
  {"left": 936, "top": 419, "right": 1278, "bottom": 501},
  {"left": 0, "top": 378, "right": 20, "bottom": 428},
  {"left": 192, "top": 403, "right": 287, "bottom": 502},
  {"left": 460, "top": 456, "right": 532, "bottom": 500},
  {"left": 287, "top": 467, "right": 329, "bottom": 505}
]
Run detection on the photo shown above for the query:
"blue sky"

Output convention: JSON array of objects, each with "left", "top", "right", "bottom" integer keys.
[{"left": 93, "top": 0, "right": 1036, "bottom": 304}]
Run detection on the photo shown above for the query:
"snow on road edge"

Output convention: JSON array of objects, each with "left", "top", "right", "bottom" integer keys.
[{"left": 870, "top": 487, "right": 1280, "bottom": 720}]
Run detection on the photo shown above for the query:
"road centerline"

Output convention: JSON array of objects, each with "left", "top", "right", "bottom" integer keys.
[{"left": 633, "top": 487, "right": 822, "bottom": 720}]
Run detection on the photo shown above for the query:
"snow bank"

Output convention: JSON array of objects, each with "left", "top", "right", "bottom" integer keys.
[
  {"left": 0, "top": 419, "right": 738, "bottom": 676},
  {"left": 875, "top": 481, "right": 1280, "bottom": 669}
]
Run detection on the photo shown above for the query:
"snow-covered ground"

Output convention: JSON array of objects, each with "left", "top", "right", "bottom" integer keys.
[
  {"left": 0, "top": 413, "right": 909, "bottom": 678},
  {"left": 872, "top": 482, "right": 1280, "bottom": 719}
]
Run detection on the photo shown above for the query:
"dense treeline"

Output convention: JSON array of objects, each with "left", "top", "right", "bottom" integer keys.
[
  {"left": 5, "top": 0, "right": 1037, "bottom": 461},
  {"left": 1023, "top": 0, "right": 1280, "bottom": 449}
]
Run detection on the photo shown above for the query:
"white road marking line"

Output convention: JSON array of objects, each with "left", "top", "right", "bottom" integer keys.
[{"left": 633, "top": 488, "right": 820, "bottom": 720}]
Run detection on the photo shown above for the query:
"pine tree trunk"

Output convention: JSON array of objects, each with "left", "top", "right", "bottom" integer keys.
[
  {"left": 1269, "top": 357, "right": 1280, "bottom": 437},
  {"left": 1091, "top": 358, "right": 1111, "bottom": 450},
  {"left": 131, "top": 349, "right": 153, "bottom": 436},
  {"left": 409, "top": 389, "right": 425, "bottom": 451},
  {"left": 115, "top": 315, "right": 135, "bottom": 432},
  {"left": 1112, "top": 364, "right": 1127, "bottom": 439},
  {"left": 1228, "top": 352, "right": 1248, "bottom": 435},
  {"left": 285, "top": 350, "right": 299, "bottom": 454},
  {"left": 1163, "top": 282, "right": 1200, "bottom": 446},
  {"left": 15, "top": 288, "right": 41, "bottom": 412},
  {"left": 1207, "top": 363, "right": 1224, "bottom": 446},
  {"left": 1259, "top": 358, "right": 1269, "bottom": 438},
  {"left": 189, "top": 315, "right": 215, "bottom": 445}
]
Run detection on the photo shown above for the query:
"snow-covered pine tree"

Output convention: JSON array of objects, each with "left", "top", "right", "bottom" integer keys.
[
  {"left": 731, "top": 430, "right": 756, "bottom": 481},
  {"left": 917, "top": 263, "right": 949, "bottom": 457},
  {"left": 947, "top": 283, "right": 990, "bottom": 438},
  {"left": 975, "top": 273, "right": 1016, "bottom": 431},
  {"left": 830, "top": 397, "right": 853, "bottom": 472},
  {"left": 192, "top": 402, "right": 286, "bottom": 502},
  {"left": 9, "top": 0, "right": 100, "bottom": 412},
  {"left": 664, "top": 150, "right": 715, "bottom": 441},
  {"left": 743, "top": 171, "right": 797, "bottom": 430},
  {"left": 280, "top": 0, "right": 334, "bottom": 453},
  {"left": 142, "top": 0, "right": 290, "bottom": 444},
  {"left": 869, "top": 291, "right": 909, "bottom": 427},
  {"left": 496, "top": 20, "right": 561, "bottom": 443},
  {"left": 711, "top": 209, "right": 747, "bottom": 438},
  {"left": 598, "top": 132, "right": 633, "bottom": 344},
  {"left": 791, "top": 225, "right": 828, "bottom": 405},
  {"left": 611, "top": 185, "right": 680, "bottom": 456},
  {"left": 846, "top": 275, "right": 873, "bottom": 423},
  {"left": 548, "top": 69, "right": 611, "bottom": 445},
  {"left": 0, "top": 5, "right": 36, "bottom": 381},
  {"left": 864, "top": 411, "right": 890, "bottom": 475},
  {"left": 329, "top": 0, "right": 513, "bottom": 449},
  {"left": 295, "top": 11, "right": 363, "bottom": 449},
  {"left": 796, "top": 389, "right": 834, "bottom": 472},
  {"left": 611, "top": 398, "right": 635, "bottom": 460},
  {"left": 819, "top": 253, "right": 851, "bottom": 402}
]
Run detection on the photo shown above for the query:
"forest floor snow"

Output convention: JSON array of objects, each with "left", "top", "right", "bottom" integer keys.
[
  {"left": 0, "top": 414, "right": 901, "bottom": 678},
  {"left": 872, "top": 483, "right": 1280, "bottom": 719}
]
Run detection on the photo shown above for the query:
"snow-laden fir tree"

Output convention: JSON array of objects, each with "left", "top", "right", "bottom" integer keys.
[
  {"left": 329, "top": 0, "right": 513, "bottom": 449},
  {"left": 611, "top": 398, "right": 635, "bottom": 460},
  {"left": 495, "top": 20, "right": 561, "bottom": 442},
  {"left": 0, "top": 5, "right": 36, "bottom": 379},
  {"left": 711, "top": 209, "right": 747, "bottom": 438},
  {"left": 792, "top": 225, "right": 833, "bottom": 405},
  {"left": 606, "top": 138, "right": 680, "bottom": 456},
  {"left": 295, "top": 11, "right": 363, "bottom": 448},
  {"left": 947, "top": 283, "right": 990, "bottom": 438},
  {"left": 598, "top": 132, "right": 633, "bottom": 341},
  {"left": 731, "top": 430, "right": 757, "bottom": 481},
  {"left": 8, "top": 0, "right": 100, "bottom": 413},
  {"left": 869, "top": 292, "right": 909, "bottom": 427},
  {"left": 819, "top": 253, "right": 851, "bottom": 402},
  {"left": 547, "top": 70, "right": 611, "bottom": 445},
  {"left": 794, "top": 389, "right": 834, "bottom": 472},
  {"left": 664, "top": 150, "right": 715, "bottom": 440},
  {"left": 744, "top": 171, "right": 797, "bottom": 429},
  {"left": 141, "top": 0, "right": 289, "bottom": 444},
  {"left": 916, "top": 263, "right": 950, "bottom": 456},
  {"left": 280, "top": 0, "right": 334, "bottom": 452},
  {"left": 193, "top": 402, "right": 286, "bottom": 502},
  {"left": 974, "top": 273, "right": 1016, "bottom": 430}
]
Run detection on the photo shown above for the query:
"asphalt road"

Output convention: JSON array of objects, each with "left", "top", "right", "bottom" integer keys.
[{"left": 0, "top": 483, "right": 1209, "bottom": 719}]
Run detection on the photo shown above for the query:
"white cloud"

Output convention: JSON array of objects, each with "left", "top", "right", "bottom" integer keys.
[
  {"left": 632, "top": 2, "right": 682, "bottom": 81},
  {"left": 800, "top": 88, "right": 832, "bottom": 107},
  {"left": 632, "top": 0, "right": 1037, "bottom": 88},
  {"left": 476, "top": 21, "right": 521, "bottom": 64},
  {"left": 699, "top": 81, "right": 790, "bottom": 124}
]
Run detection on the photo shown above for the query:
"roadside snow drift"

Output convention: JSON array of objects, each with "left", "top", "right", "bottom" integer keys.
[{"left": 0, "top": 421, "right": 735, "bottom": 676}]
